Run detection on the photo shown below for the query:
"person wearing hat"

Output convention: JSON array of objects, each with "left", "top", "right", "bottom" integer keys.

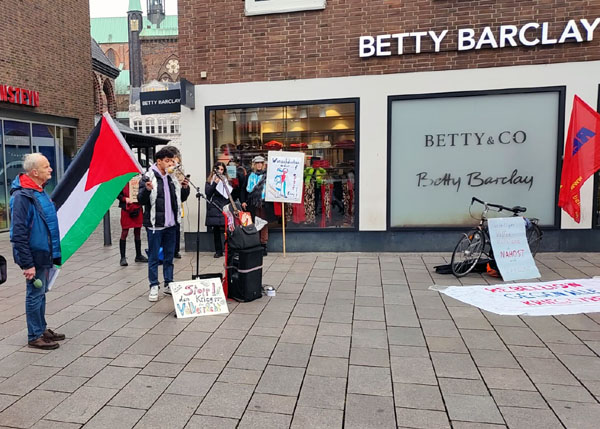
[{"left": 242, "top": 155, "right": 273, "bottom": 255}]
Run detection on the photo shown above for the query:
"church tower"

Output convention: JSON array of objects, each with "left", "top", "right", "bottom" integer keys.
[
  {"left": 127, "top": 0, "right": 143, "bottom": 88},
  {"left": 147, "top": 0, "right": 165, "bottom": 28}
]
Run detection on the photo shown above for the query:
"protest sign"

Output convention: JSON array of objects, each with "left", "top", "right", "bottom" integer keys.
[
  {"left": 488, "top": 217, "right": 540, "bottom": 281},
  {"left": 433, "top": 278, "right": 600, "bottom": 316},
  {"left": 170, "top": 278, "right": 229, "bottom": 318},
  {"left": 265, "top": 151, "right": 304, "bottom": 203}
]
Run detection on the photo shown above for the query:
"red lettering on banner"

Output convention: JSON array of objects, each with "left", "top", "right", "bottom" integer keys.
[
  {"left": 7, "top": 86, "right": 14, "bottom": 103},
  {"left": 0, "top": 85, "right": 6, "bottom": 102}
]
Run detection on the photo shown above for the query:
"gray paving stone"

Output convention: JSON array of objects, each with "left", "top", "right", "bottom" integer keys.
[
  {"left": 350, "top": 347, "right": 390, "bottom": 367},
  {"left": 166, "top": 371, "right": 217, "bottom": 397},
  {"left": 0, "top": 390, "right": 69, "bottom": 428},
  {"left": 291, "top": 406, "right": 343, "bottom": 428},
  {"left": 38, "top": 374, "right": 88, "bottom": 393},
  {"left": 0, "top": 394, "right": 18, "bottom": 413},
  {"left": 317, "top": 322, "right": 351, "bottom": 337},
  {"left": 443, "top": 393, "right": 504, "bottom": 424},
  {"left": 46, "top": 386, "right": 117, "bottom": 424},
  {"left": 85, "top": 336, "right": 137, "bottom": 358},
  {"left": 499, "top": 406, "right": 563, "bottom": 429},
  {"left": 548, "top": 400, "right": 600, "bottom": 429},
  {"left": 0, "top": 351, "right": 44, "bottom": 378},
  {"left": 431, "top": 352, "right": 481, "bottom": 380},
  {"left": 110, "top": 353, "right": 153, "bottom": 368},
  {"left": 470, "top": 349, "right": 520, "bottom": 369},
  {"left": 306, "top": 356, "right": 348, "bottom": 378},
  {"left": 490, "top": 389, "right": 548, "bottom": 409},
  {"left": 394, "top": 383, "right": 445, "bottom": 411},
  {"left": 438, "top": 378, "right": 489, "bottom": 396},
  {"left": 125, "top": 334, "right": 174, "bottom": 356},
  {"left": 248, "top": 393, "right": 297, "bottom": 415},
  {"left": 536, "top": 383, "right": 597, "bottom": 403},
  {"left": 344, "top": 394, "right": 396, "bottom": 429},
  {"left": 269, "top": 342, "right": 311, "bottom": 367},
  {"left": 235, "top": 336, "right": 278, "bottom": 358},
  {"left": 237, "top": 410, "right": 292, "bottom": 428},
  {"left": 226, "top": 356, "right": 268, "bottom": 371},
  {"left": 389, "top": 345, "right": 430, "bottom": 358},
  {"left": 218, "top": 368, "right": 262, "bottom": 385},
  {"left": 109, "top": 375, "right": 173, "bottom": 409},
  {"left": 348, "top": 365, "right": 392, "bottom": 396},
  {"left": 517, "top": 357, "right": 580, "bottom": 386},
  {"left": 395, "top": 407, "right": 451, "bottom": 429},
  {"left": 352, "top": 328, "right": 388, "bottom": 349},
  {"left": 460, "top": 329, "right": 507, "bottom": 351},
  {"left": 82, "top": 405, "right": 145, "bottom": 429},
  {"left": 480, "top": 367, "right": 536, "bottom": 391},
  {"left": 58, "top": 357, "right": 112, "bottom": 377},
  {"left": 186, "top": 415, "right": 238, "bottom": 429},
  {"left": 133, "top": 393, "right": 201, "bottom": 429},
  {"left": 426, "top": 336, "right": 469, "bottom": 354},
  {"left": 197, "top": 382, "right": 254, "bottom": 419},
  {"left": 384, "top": 305, "right": 420, "bottom": 327},
  {"left": 312, "top": 335, "right": 350, "bottom": 358},
  {"left": 86, "top": 365, "right": 140, "bottom": 389},
  {"left": 0, "top": 365, "right": 59, "bottom": 396},
  {"left": 196, "top": 338, "right": 241, "bottom": 361},
  {"left": 140, "top": 361, "right": 184, "bottom": 377},
  {"left": 30, "top": 420, "right": 82, "bottom": 429},
  {"left": 298, "top": 375, "right": 346, "bottom": 410},
  {"left": 390, "top": 356, "right": 437, "bottom": 385},
  {"left": 256, "top": 365, "right": 305, "bottom": 396},
  {"left": 387, "top": 326, "right": 426, "bottom": 346},
  {"left": 279, "top": 324, "right": 317, "bottom": 344}
]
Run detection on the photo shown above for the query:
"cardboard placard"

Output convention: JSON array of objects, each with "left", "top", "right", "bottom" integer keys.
[
  {"left": 128, "top": 177, "right": 140, "bottom": 203},
  {"left": 265, "top": 151, "right": 305, "bottom": 204},
  {"left": 170, "top": 278, "right": 229, "bottom": 318}
]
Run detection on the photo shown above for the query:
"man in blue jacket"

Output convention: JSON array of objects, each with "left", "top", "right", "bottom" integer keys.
[{"left": 10, "top": 153, "right": 63, "bottom": 350}]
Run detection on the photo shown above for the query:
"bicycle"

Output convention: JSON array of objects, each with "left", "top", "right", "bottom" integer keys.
[{"left": 450, "top": 197, "right": 543, "bottom": 277}]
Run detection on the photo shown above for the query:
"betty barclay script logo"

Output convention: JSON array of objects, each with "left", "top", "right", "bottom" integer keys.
[{"left": 416, "top": 170, "right": 534, "bottom": 192}]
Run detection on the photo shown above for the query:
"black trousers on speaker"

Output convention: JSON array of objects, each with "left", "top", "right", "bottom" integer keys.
[{"left": 227, "top": 246, "right": 263, "bottom": 302}]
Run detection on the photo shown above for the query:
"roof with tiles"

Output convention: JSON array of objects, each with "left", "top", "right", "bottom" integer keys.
[{"left": 90, "top": 15, "right": 177, "bottom": 44}]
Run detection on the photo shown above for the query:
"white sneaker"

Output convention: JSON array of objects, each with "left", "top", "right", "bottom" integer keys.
[
  {"left": 163, "top": 284, "right": 172, "bottom": 295},
  {"left": 148, "top": 285, "right": 159, "bottom": 302}
]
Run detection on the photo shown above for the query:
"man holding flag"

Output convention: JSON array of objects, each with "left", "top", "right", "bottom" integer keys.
[{"left": 559, "top": 95, "right": 600, "bottom": 223}]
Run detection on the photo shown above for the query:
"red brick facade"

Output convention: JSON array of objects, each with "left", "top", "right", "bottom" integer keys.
[
  {"left": 178, "top": 0, "right": 600, "bottom": 84},
  {"left": 1, "top": 0, "right": 95, "bottom": 146},
  {"left": 142, "top": 39, "right": 179, "bottom": 83}
]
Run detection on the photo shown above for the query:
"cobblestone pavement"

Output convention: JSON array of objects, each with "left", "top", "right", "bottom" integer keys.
[{"left": 0, "top": 226, "right": 600, "bottom": 428}]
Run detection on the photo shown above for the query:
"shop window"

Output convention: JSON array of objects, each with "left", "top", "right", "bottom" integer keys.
[
  {"left": 158, "top": 118, "right": 168, "bottom": 134},
  {"left": 209, "top": 101, "right": 357, "bottom": 230},
  {"left": 388, "top": 89, "right": 562, "bottom": 228},
  {"left": 170, "top": 119, "right": 180, "bottom": 134},
  {"left": 145, "top": 118, "right": 155, "bottom": 134},
  {"left": 0, "top": 122, "right": 6, "bottom": 229},
  {"left": 32, "top": 124, "right": 58, "bottom": 193},
  {"left": 133, "top": 120, "right": 143, "bottom": 132},
  {"left": 245, "top": 0, "right": 326, "bottom": 16}
]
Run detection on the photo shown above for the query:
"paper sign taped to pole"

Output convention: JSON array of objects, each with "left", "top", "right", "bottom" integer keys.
[
  {"left": 170, "top": 278, "right": 229, "bottom": 318},
  {"left": 488, "top": 217, "right": 540, "bottom": 281},
  {"left": 433, "top": 278, "right": 600, "bottom": 316},
  {"left": 265, "top": 151, "right": 304, "bottom": 203}
]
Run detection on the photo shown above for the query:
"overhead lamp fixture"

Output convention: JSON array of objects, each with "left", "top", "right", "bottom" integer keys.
[
  {"left": 228, "top": 112, "right": 237, "bottom": 122},
  {"left": 319, "top": 107, "right": 326, "bottom": 118},
  {"left": 250, "top": 111, "right": 259, "bottom": 121},
  {"left": 299, "top": 109, "right": 308, "bottom": 119}
]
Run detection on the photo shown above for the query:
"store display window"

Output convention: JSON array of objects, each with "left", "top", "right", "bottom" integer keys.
[{"left": 208, "top": 100, "right": 357, "bottom": 229}]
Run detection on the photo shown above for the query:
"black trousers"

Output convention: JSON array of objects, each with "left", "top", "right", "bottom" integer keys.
[{"left": 212, "top": 226, "right": 224, "bottom": 254}]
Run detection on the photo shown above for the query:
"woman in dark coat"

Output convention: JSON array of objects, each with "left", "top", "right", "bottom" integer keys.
[{"left": 205, "top": 162, "right": 230, "bottom": 258}]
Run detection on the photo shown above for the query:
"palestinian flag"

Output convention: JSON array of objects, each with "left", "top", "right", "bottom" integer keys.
[{"left": 52, "top": 113, "right": 142, "bottom": 263}]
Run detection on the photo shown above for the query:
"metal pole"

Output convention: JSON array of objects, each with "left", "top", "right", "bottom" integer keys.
[{"left": 103, "top": 212, "right": 111, "bottom": 246}]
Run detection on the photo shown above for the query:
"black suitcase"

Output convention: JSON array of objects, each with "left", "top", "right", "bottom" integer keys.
[{"left": 228, "top": 246, "right": 263, "bottom": 302}]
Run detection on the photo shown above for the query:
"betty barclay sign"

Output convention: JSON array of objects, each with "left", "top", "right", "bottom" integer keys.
[
  {"left": 140, "top": 89, "right": 181, "bottom": 115},
  {"left": 170, "top": 278, "right": 229, "bottom": 318},
  {"left": 434, "top": 278, "right": 600, "bottom": 316},
  {"left": 360, "top": 18, "right": 600, "bottom": 57},
  {"left": 0, "top": 84, "right": 39, "bottom": 107}
]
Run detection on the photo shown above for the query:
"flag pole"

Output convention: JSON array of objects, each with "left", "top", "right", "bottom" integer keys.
[{"left": 282, "top": 202, "right": 286, "bottom": 257}]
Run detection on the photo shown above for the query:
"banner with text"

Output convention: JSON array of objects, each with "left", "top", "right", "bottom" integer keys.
[
  {"left": 170, "top": 278, "right": 229, "bottom": 318},
  {"left": 433, "top": 278, "right": 600, "bottom": 316},
  {"left": 265, "top": 151, "right": 305, "bottom": 204},
  {"left": 488, "top": 217, "right": 540, "bottom": 281},
  {"left": 389, "top": 91, "right": 560, "bottom": 227}
]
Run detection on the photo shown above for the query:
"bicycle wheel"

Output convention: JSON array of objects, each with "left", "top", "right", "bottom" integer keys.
[
  {"left": 451, "top": 229, "right": 485, "bottom": 277},
  {"left": 526, "top": 223, "right": 542, "bottom": 257}
]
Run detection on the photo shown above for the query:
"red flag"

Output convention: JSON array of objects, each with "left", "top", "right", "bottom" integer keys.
[{"left": 558, "top": 95, "right": 600, "bottom": 223}]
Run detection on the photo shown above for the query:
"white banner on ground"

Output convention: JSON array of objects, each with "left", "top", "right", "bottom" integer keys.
[
  {"left": 488, "top": 217, "right": 540, "bottom": 281},
  {"left": 433, "top": 278, "right": 600, "bottom": 316},
  {"left": 170, "top": 278, "right": 229, "bottom": 318}
]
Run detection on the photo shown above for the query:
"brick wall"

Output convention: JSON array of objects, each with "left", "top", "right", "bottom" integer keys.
[
  {"left": 141, "top": 38, "right": 179, "bottom": 82},
  {"left": 99, "top": 43, "right": 129, "bottom": 70},
  {"left": 178, "top": 0, "right": 600, "bottom": 84},
  {"left": 0, "top": 0, "right": 95, "bottom": 146}
]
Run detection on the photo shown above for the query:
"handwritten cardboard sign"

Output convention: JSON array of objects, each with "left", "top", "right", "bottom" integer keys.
[
  {"left": 488, "top": 217, "right": 540, "bottom": 281},
  {"left": 265, "top": 151, "right": 305, "bottom": 204},
  {"left": 128, "top": 177, "right": 140, "bottom": 203},
  {"left": 434, "top": 278, "right": 600, "bottom": 316},
  {"left": 170, "top": 278, "right": 229, "bottom": 318}
]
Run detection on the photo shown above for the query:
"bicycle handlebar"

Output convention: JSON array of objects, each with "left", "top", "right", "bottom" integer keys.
[{"left": 471, "top": 197, "right": 527, "bottom": 215}]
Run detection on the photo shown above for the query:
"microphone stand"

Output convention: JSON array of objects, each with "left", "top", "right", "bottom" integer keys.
[{"left": 183, "top": 175, "right": 223, "bottom": 280}]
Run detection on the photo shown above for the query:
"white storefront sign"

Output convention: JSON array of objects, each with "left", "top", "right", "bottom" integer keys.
[
  {"left": 360, "top": 18, "right": 600, "bottom": 57},
  {"left": 434, "top": 278, "right": 600, "bottom": 316}
]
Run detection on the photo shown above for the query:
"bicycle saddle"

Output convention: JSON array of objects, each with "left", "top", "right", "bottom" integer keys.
[{"left": 511, "top": 206, "right": 527, "bottom": 213}]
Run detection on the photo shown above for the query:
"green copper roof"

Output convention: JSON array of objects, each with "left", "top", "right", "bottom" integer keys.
[
  {"left": 115, "top": 69, "right": 130, "bottom": 95},
  {"left": 91, "top": 16, "right": 177, "bottom": 44},
  {"left": 128, "top": 0, "right": 142, "bottom": 12}
]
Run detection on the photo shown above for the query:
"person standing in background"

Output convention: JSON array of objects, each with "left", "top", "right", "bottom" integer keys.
[
  {"left": 116, "top": 176, "right": 148, "bottom": 266},
  {"left": 242, "top": 155, "right": 273, "bottom": 256},
  {"left": 10, "top": 153, "right": 64, "bottom": 349},
  {"left": 205, "top": 162, "right": 230, "bottom": 258}
]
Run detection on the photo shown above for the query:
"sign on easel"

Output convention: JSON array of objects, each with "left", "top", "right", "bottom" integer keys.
[
  {"left": 265, "top": 151, "right": 304, "bottom": 203},
  {"left": 488, "top": 217, "right": 541, "bottom": 281},
  {"left": 170, "top": 278, "right": 229, "bottom": 318}
]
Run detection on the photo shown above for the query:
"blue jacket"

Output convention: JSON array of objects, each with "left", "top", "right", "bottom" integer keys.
[{"left": 9, "top": 174, "right": 61, "bottom": 269}]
